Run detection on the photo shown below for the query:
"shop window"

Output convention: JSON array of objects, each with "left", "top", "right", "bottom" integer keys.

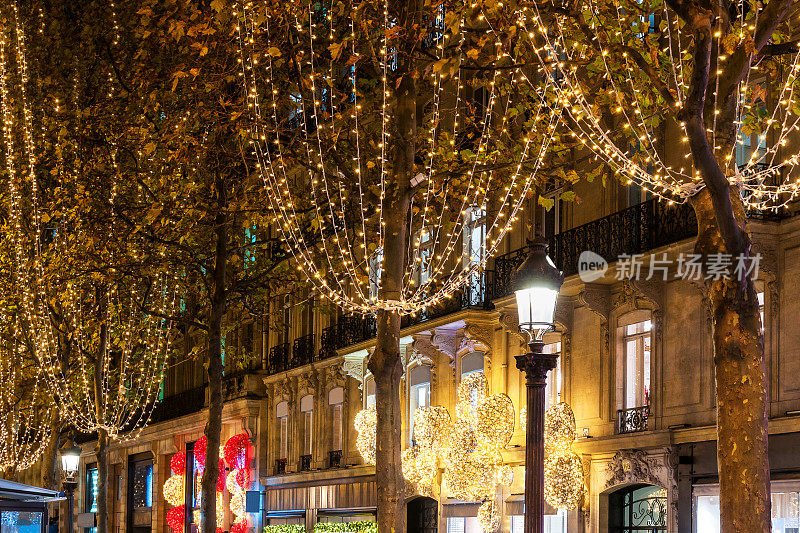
[
  {"left": 446, "top": 517, "right": 480, "bottom": 533},
  {"left": 694, "top": 482, "right": 800, "bottom": 533},
  {"left": 609, "top": 484, "right": 666, "bottom": 532},
  {"left": 510, "top": 511, "right": 567, "bottom": 533},
  {"left": 409, "top": 365, "right": 431, "bottom": 442},
  {"left": 85, "top": 464, "right": 98, "bottom": 533},
  {"left": 130, "top": 461, "right": 153, "bottom": 508}
]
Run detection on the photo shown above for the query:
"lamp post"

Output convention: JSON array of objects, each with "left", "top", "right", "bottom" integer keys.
[
  {"left": 513, "top": 238, "right": 563, "bottom": 533},
  {"left": 60, "top": 442, "right": 82, "bottom": 533}
]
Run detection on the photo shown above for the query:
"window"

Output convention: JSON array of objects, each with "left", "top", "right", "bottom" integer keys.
[
  {"left": 300, "top": 395, "right": 314, "bottom": 456},
  {"left": 628, "top": 182, "right": 651, "bottom": 207},
  {"left": 85, "top": 465, "right": 98, "bottom": 533},
  {"left": 446, "top": 517, "right": 480, "bottom": 533},
  {"left": 623, "top": 320, "right": 652, "bottom": 409},
  {"left": 694, "top": 482, "right": 800, "bottom": 532},
  {"left": 276, "top": 401, "right": 289, "bottom": 460},
  {"left": 412, "top": 228, "right": 434, "bottom": 288},
  {"left": 130, "top": 460, "right": 153, "bottom": 509},
  {"left": 510, "top": 511, "right": 567, "bottom": 533},
  {"left": 540, "top": 192, "right": 564, "bottom": 238},
  {"left": 463, "top": 207, "right": 486, "bottom": 268},
  {"left": 365, "top": 377, "right": 376, "bottom": 408},
  {"left": 736, "top": 129, "right": 767, "bottom": 169},
  {"left": 758, "top": 290, "right": 765, "bottom": 334},
  {"left": 409, "top": 365, "right": 431, "bottom": 442},
  {"left": 329, "top": 387, "right": 344, "bottom": 451},
  {"left": 369, "top": 249, "right": 383, "bottom": 301},
  {"left": 543, "top": 342, "right": 562, "bottom": 410}
]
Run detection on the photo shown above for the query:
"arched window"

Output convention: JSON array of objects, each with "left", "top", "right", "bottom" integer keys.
[
  {"left": 409, "top": 365, "right": 431, "bottom": 441},
  {"left": 460, "top": 352, "right": 484, "bottom": 378},
  {"left": 276, "top": 401, "right": 289, "bottom": 460},
  {"left": 609, "top": 484, "right": 666, "bottom": 532},
  {"left": 328, "top": 387, "right": 344, "bottom": 452}
]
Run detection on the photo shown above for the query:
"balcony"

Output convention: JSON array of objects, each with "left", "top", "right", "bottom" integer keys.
[
  {"left": 299, "top": 454, "right": 312, "bottom": 472},
  {"left": 267, "top": 343, "right": 291, "bottom": 374},
  {"left": 616, "top": 405, "right": 650, "bottom": 434},
  {"left": 274, "top": 458, "right": 287, "bottom": 475},
  {"left": 329, "top": 449, "right": 342, "bottom": 468},
  {"left": 149, "top": 386, "right": 206, "bottom": 424},
  {"left": 292, "top": 333, "right": 316, "bottom": 367},
  {"left": 491, "top": 198, "right": 698, "bottom": 297}
]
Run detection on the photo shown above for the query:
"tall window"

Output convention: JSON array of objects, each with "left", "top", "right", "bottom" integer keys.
[
  {"left": 412, "top": 228, "right": 434, "bottom": 288},
  {"left": 758, "top": 290, "right": 765, "bottom": 334},
  {"left": 623, "top": 320, "right": 652, "bottom": 409},
  {"left": 460, "top": 353, "right": 484, "bottom": 409},
  {"left": 409, "top": 365, "right": 431, "bottom": 442},
  {"left": 300, "top": 395, "right": 314, "bottom": 456},
  {"left": 276, "top": 401, "right": 289, "bottom": 460},
  {"left": 543, "top": 342, "right": 562, "bottom": 410},
  {"left": 369, "top": 249, "right": 383, "bottom": 301},
  {"left": 365, "top": 378, "right": 376, "bottom": 408},
  {"left": 695, "top": 482, "right": 800, "bottom": 532},
  {"left": 736, "top": 130, "right": 767, "bottom": 169},
  {"left": 329, "top": 387, "right": 344, "bottom": 452},
  {"left": 540, "top": 192, "right": 564, "bottom": 238},
  {"left": 463, "top": 207, "right": 486, "bottom": 268}
]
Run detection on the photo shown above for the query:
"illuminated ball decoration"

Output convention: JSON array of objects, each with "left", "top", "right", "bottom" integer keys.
[
  {"left": 167, "top": 505, "right": 185, "bottom": 532},
  {"left": 543, "top": 403, "right": 585, "bottom": 510},
  {"left": 171, "top": 452, "right": 186, "bottom": 476},
  {"left": 194, "top": 436, "right": 207, "bottom": 467},
  {"left": 354, "top": 407, "right": 377, "bottom": 465},
  {"left": 224, "top": 433, "right": 251, "bottom": 470},
  {"left": 163, "top": 475, "right": 185, "bottom": 507}
]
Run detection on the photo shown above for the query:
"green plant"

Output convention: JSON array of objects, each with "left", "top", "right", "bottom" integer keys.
[
  {"left": 263, "top": 525, "right": 306, "bottom": 533},
  {"left": 312, "top": 521, "right": 377, "bottom": 533}
]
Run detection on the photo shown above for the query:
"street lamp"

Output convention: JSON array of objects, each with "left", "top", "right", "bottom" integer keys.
[
  {"left": 513, "top": 238, "right": 563, "bottom": 533},
  {"left": 60, "top": 442, "right": 82, "bottom": 533}
]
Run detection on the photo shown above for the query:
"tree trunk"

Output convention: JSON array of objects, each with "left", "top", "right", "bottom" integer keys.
[
  {"left": 201, "top": 171, "right": 227, "bottom": 533},
  {"left": 691, "top": 190, "right": 771, "bottom": 533},
  {"left": 40, "top": 413, "right": 61, "bottom": 490},
  {"left": 94, "top": 315, "right": 110, "bottom": 533},
  {"left": 365, "top": 2, "right": 418, "bottom": 530}
]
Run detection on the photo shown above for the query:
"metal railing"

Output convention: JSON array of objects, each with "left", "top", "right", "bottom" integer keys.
[
  {"left": 274, "top": 458, "right": 287, "bottom": 475},
  {"left": 149, "top": 386, "right": 206, "bottom": 424},
  {"left": 299, "top": 454, "right": 312, "bottom": 472},
  {"left": 616, "top": 405, "right": 650, "bottom": 434}
]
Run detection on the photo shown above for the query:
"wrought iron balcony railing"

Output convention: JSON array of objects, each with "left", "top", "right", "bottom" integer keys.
[
  {"left": 329, "top": 449, "right": 343, "bottom": 468},
  {"left": 266, "top": 343, "right": 291, "bottom": 375},
  {"left": 292, "top": 333, "right": 316, "bottom": 367},
  {"left": 299, "top": 454, "right": 312, "bottom": 472},
  {"left": 274, "top": 458, "right": 287, "bottom": 475},
  {"left": 616, "top": 405, "right": 650, "bottom": 434},
  {"left": 149, "top": 386, "right": 206, "bottom": 424}
]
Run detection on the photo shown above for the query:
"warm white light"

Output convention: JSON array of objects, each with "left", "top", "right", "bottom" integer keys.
[
  {"left": 61, "top": 446, "right": 81, "bottom": 479},
  {"left": 515, "top": 287, "right": 559, "bottom": 331}
]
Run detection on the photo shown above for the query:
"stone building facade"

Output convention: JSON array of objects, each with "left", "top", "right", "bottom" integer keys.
[{"left": 71, "top": 183, "right": 800, "bottom": 533}]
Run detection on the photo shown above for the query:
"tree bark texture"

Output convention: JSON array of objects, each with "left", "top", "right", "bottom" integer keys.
[
  {"left": 40, "top": 414, "right": 61, "bottom": 490},
  {"left": 94, "top": 316, "right": 110, "bottom": 533},
  {"left": 365, "top": 2, "right": 419, "bottom": 531},
  {"left": 691, "top": 190, "right": 770, "bottom": 533},
  {"left": 201, "top": 171, "right": 227, "bottom": 533}
]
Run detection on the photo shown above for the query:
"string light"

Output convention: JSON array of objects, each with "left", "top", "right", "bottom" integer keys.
[
  {"left": 235, "top": 1, "right": 558, "bottom": 317},
  {"left": 354, "top": 406, "right": 377, "bottom": 465}
]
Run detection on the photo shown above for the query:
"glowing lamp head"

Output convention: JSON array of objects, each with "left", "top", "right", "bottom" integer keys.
[
  {"left": 513, "top": 239, "right": 563, "bottom": 343},
  {"left": 60, "top": 443, "right": 82, "bottom": 482}
]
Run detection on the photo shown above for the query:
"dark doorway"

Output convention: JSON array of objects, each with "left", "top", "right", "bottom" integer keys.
[
  {"left": 609, "top": 484, "right": 667, "bottom": 532},
  {"left": 407, "top": 497, "right": 437, "bottom": 533}
]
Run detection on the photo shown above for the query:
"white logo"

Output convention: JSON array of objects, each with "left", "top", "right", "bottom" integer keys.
[{"left": 578, "top": 250, "right": 608, "bottom": 282}]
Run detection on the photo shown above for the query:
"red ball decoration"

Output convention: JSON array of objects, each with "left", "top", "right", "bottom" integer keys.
[
  {"left": 170, "top": 452, "right": 186, "bottom": 476},
  {"left": 230, "top": 521, "right": 248, "bottom": 533},
  {"left": 167, "top": 505, "right": 185, "bottom": 532},
  {"left": 216, "top": 459, "right": 226, "bottom": 492},
  {"left": 194, "top": 436, "right": 208, "bottom": 467},
  {"left": 224, "top": 433, "right": 251, "bottom": 471}
]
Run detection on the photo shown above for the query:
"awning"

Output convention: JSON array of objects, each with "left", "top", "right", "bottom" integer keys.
[{"left": 0, "top": 479, "right": 63, "bottom": 502}]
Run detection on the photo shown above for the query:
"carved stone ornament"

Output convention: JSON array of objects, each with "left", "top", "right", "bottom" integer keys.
[
  {"left": 463, "top": 321, "right": 494, "bottom": 353},
  {"left": 410, "top": 334, "right": 439, "bottom": 367},
  {"left": 578, "top": 283, "right": 612, "bottom": 322},
  {"left": 341, "top": 350, "right": 369, "bottom": 390},
  {"left": 499, "top": 311, "right": 526, "bottom": 346},
  {"left": 604, "top": 449, "right": 663, "bottom": 490}
]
